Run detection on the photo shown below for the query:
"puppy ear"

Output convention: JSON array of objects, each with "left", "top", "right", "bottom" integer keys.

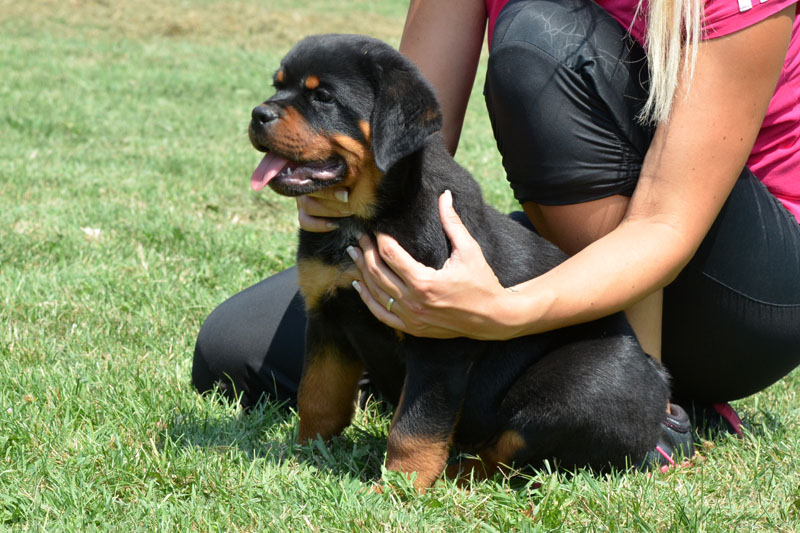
[{"left": 368, "top": 54, "right": 443, "bottom": 173}]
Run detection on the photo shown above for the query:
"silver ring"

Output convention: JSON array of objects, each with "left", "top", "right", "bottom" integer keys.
[{"left": 385, "top": 297, "right": 395, "bottom": 313}]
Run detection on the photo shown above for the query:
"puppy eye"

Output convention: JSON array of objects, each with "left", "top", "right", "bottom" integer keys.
[{"left": 313, "top": 88, "right": 334, "bottom": 104}]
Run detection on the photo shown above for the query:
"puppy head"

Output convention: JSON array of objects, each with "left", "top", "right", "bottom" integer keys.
[{"left": 248, "top": 34, "right": 442, "bottom": 218}]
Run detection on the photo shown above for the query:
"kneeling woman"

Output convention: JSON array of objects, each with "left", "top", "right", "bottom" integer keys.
[{"left": 193, "top": 0, "right": 800, "bottom": 466}]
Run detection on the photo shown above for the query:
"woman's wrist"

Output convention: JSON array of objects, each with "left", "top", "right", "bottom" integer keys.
[
  {"left": 479, "top": 282, "right": 546, "bottom": 341},
  {"left": 496, "top": 276, "right": 568, "bottom": 340}
]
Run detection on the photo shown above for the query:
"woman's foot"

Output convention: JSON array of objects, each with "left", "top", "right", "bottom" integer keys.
[
  {"left": 639, "top": 403, "right": 696, "bottom": 472},
  {"left": 688, "top": 402, "right": 744, "bottom": 439}
]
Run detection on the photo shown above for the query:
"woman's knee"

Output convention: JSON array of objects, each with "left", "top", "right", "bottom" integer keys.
[
  {"left": 488, "top": 0, "right": 648, "bottom": 83},
  {"left": 192, "top": 301, "right": 251, "bottom": 400},
  {"left": 191, "top": 270, "right": 307, "bottom": 407},
  {"left": 485, "top": 0, "right": 652, "bottom": 207},
  {"left": 490, "top": 0, "right": 631, "bottom": 64}
]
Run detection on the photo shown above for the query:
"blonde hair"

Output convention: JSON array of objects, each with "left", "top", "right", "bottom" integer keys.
[{"left": 638, "top": 0, "right": 705, "bottom": 124}]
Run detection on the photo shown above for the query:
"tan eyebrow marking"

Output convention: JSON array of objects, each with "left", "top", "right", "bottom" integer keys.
[{"left": 304, "top": 75, "right": 320, "bottom": 90}]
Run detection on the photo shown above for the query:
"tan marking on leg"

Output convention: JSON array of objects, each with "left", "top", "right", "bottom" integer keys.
[
  {"left": 484, "top": 430, "right": 527, "bottom": 466},
  {"left": 385, "top": 433, "right": 451, "bottom": 491},
  {"left": 296, "top": 257, "right": 358, "bottom": 311},
  {"left": 304, "top": 75, "right": 320, "bottom": 90},
  {"left": 446, "top": 430, "right": 528, "bottom": 484},
  {"left": 444, "top": 457, "right": 487, "bottom": 483},
  {"left": 297, "top": 346, "right": 363, "bottom": 443},
  {"left": 381, "top": 382, "right": 453, "bottom": 491}
]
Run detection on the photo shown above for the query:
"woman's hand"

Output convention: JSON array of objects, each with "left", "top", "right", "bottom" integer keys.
[
  {"left": 296, "top": 187, "right": 352, "bottom": 232},
  {"left": 348, "top": 190, "right": 519, "bottom": 340}
]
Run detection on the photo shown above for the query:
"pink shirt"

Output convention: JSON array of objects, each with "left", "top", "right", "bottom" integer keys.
[{"left": 486, "top": 0, "right": 800, "bottom": 222}]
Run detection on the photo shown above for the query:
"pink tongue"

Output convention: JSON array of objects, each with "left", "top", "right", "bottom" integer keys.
[{"left": 250, "top": 153, "right": 290, "bottom": 191}]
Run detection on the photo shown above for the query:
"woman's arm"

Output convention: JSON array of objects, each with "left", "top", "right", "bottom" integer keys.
[
  {"left": 399, "top": 0, "right": 487, "bottom": 153},
  {"left": 350, "top": 6, "right": 795, "bottom": 340}
]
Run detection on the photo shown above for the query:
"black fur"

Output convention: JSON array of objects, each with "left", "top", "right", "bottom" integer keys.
[{"left": 250, "top": 34, "right": 669, "bottom": 484}]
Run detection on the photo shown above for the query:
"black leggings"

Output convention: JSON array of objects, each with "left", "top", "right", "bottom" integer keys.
[{"left": 192, "top": 0, "right": 800, "bottom": 408}]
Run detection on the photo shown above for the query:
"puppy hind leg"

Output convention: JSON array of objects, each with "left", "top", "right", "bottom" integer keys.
[{"left": 498, "top": 337, "right": 668, "bottom": 471}]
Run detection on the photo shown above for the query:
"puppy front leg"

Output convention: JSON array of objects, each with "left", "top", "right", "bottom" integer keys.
[
  {"left": 384, "top": 340, "right": 475, "bottom": 490},
  {"left": 297, "top": 318, "right": 364, "bottom": 443}
]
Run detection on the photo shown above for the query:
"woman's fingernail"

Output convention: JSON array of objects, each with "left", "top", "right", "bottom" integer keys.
[
  {"left": 442, "top": 189, "right": 452, "bottom": 206},
  {"left": 352, "top": 280, "right": 362, "bottom": 293},
  {"left": 326, "top": 221, "right": 339, "bottom": 230},
  {"left": 335, "top": 189, "right": 349, "bottom": 203},
  {"left": 346, "top": 246, "right": 358, "bottom": 261}
]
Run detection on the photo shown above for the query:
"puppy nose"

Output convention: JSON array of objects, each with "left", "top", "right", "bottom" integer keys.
[{"left": 252, "top": 105, "right": 279, "bottom": 125}]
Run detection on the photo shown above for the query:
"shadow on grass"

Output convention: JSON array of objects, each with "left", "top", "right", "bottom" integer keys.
[
  {"left": 163, "top": 389, "right": 658, "bottom": 489},
  {"left": 740, "top": 408, "right": 788, "bottom": 440},
  {"left": 165, "top": 390, "right": 390, "bottom": 482},
  {"left": 166, "top": 386, "right": 765, "bottom": 489}
]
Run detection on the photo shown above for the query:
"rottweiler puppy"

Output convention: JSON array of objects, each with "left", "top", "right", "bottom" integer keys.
[{"left": 248, "top": 34, "right": 669, "bottom": 489}]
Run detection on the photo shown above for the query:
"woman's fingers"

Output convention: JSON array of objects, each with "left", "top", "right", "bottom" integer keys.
[
  {"left": 295, "top": 188, "right": 351, "bottom": 232},
  {"left": 297, "top": 199, "right": 339, "bottom": 232},
  {"left": 351, "top": 280, "right": 408, "bottom": 330},
  {"left": 308, "top": 187, "right": 350, "bottom": 204},
  {"left": 371, "top": 232, "right": 432, "bottom": 290},
  {"left": 438, "top": 190, "right": 482, "bottom": 257},
  {"left": 344, "top": 190, "right": 508, "bottom": 339},
  {"left": 348, "top": 238, "right": 406, "bottom": 302}
]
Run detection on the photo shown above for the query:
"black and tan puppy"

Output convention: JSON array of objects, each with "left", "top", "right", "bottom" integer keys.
[{"left": 249, "top": 34, "right": 669, "bottom": 489}]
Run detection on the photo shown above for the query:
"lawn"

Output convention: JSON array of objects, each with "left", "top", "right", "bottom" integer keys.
[{"left": 1, "top": 0, "right": 799, "bottom": 530}]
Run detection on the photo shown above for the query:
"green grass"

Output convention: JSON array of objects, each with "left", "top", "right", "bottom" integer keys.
[{"left": 2, "top": 0, "right": 799, "bottom": 530}]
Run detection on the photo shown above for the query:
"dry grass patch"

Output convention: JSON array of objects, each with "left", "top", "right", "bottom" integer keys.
[{"left": 0, "top": 0, "right": 405, "bottom": 50}]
